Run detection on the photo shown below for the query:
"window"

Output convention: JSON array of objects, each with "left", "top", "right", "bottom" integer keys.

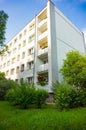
[
  {"left": 27, "top": 77, "right": 33, "bottom": 83},
  {"left": 28, "top": 48, "right": 34, "bottom": 55},
  {"left": 23, "top": 40, "right": 26, "bottom": 47},
  {"left": 24, "top": 29, "right": 27, "bottom": 35},
  {"left": 11, "top": 68, "right": 15, "bottom": 75},
  {"left": 13, "top": 47, "right": 16, "bottom": 53},
  {"left": 4, "top": 54, "right": 7, "bottom": 59},
  {"left": 22, "top": 52, "right": 25, "bottom": 59},
  {"left": 27, "top": 61, "right": 34, "bottom": 70},
  {"left": 21, "top": 64, "right": 24, "bottom": 72},
  {"left": 19, "top": 34, "right": 22, "bottom": 39},
  {"left": 17, "top": 55, "right": 20, "bottom": 61},
  {"left": 16, "top": 66, "right": 19, "bottom": 73},
  {"left": 6, "top": 70, "right": 9, "bottom": 76},
  {"left": 18, "top": 44, "right": 21, "bottom": 50},
  {"left": 3, "top": 63, "right": 6, "bottom": 68},
  {"left": 14, "top": 38, "right": 17, "bottom": 43},
  {"left": 8, "top": 51, "right": 11, "bottom": 56},
  {"left": 29, "top": 35, "right": 35, "bottom": 42},
  {"left": 7, "top": 60, "right": 10, "bottom": 66},
  {"left": 12, "top": 58, "right": 16, "bottom": 64},
  {"left": 9, "top": 42, "right": 12, "bottom": 47}
]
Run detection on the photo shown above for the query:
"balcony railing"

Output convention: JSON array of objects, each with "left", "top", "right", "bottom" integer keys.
[
  {"left": 38, "top": 47, "right": 48, "bottom": 56},
  {"left": 38, "top": 63, "right": 48, "bottom": 72},
  {"left": 38, "top": 31, "right": 47, "bottom": 41},
  {"left": 38, "top": 18, "right": 47, "bottom": 28},
  {"left": 29, "top": 38, "right": 35, "bottom": 43},
  {"left": 29, "top": 28, "right": 35, "bottom": 36}
]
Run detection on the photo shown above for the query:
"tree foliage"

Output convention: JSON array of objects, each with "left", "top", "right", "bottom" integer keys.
[
  {"left": 0, "top": 79, "right": 17, "bottom": 100},
  {"left": 0, "top": 10, "right": 8, "bottom": 54},
  {"left": 61, "top": 51, "right": 86, "bottom": 89},
  {"left": 0, "top": 72, "right": 6, "bottom": 80}
]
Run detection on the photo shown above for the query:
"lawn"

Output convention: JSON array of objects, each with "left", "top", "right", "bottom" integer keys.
[{"left": 0, "top": 101, "right": 86, "bottom": 130}]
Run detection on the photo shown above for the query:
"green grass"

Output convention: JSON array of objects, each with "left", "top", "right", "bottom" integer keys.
[{"left": 0, "top": 101, "right": 86, "bottom": 130}]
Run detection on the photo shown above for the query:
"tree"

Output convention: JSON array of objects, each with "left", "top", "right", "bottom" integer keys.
[
  {"left": 0, "top": 72, "right": 6, "bottom": 80},
  {"left": 61, "top": 51, "right": 86, "bottom": 89},
  {"left": 0, "top": 10, "right": 8, "bottom": 54}
]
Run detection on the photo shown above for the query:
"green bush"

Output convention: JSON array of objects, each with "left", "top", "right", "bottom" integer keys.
[
  {"left": 6, "top": 82, "right": 49, "bottom": 109},
  {"left": 5, "top": 87, "right": 20, "bottom": 105},
  {"left": 35, "top": 89, "right": 49, "bottom": 108},
  {"left": 0, "top": 79, "right": 18, "bottom": 100},
  {"left": 6, "top": 82, "right": 36, "bottom": 109},
  {"left": 53, "top": 83, "right": 78, "bottom": 110},
  {"left": 81, "top": 90, "right": 86, "bottom": 106},
  {"left": 77, "top": 89, "right": 86, "bottom": 107}
]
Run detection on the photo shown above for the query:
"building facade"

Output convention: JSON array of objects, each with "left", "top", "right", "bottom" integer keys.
[{"left": 0, "top": 1, "right": 85, "bottom": 92}]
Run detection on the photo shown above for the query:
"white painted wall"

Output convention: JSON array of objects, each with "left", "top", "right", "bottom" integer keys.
[{"left": 49, "top": 1, "right": 85, "bottom": 82}]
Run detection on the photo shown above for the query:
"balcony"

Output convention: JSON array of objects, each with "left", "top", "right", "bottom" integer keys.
[
  {"left": 37, "top": 71, "right": 48, "bottom": 86},
  {"left": 38, "top": 47, "right": 48, "bottom": 57},
  {"left": 28, "top": 40, "right": 34, "bottom": 48},
  {"left": 38, "top": 31, "right": 47, "bottom": 41},
  {"left": 38, "top": 63, "right": 48, "bottom": 73},
  {"left": 29, "top": 38, "right": 35, "bottom": 44},
  {"left": 29, "top": 28, "right": 35, "bottom": 36},
  {"left": 38, "top": 18, "right": 47, "bottom": 28}
]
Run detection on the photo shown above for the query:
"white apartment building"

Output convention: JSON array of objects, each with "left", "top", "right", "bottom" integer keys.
[{"left": 0, "top": 0, "right": 85, "bottom": 92}]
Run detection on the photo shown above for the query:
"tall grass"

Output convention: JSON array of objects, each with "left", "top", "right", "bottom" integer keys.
[{"left": 0, "top": 101, "right": 86, "bottom": 130}]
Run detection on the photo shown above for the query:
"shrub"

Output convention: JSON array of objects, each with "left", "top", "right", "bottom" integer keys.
[
  {"left": 53, "top": 83, "right": 78, "bottom": 110},
  {"left": 77, "top": 89, "right": 86, "bottom": 107},
  {"left": 6, "top": 82, "right": 36, "bottom": 109},
  {"left": 5, "top": 86, "right": 20, "bottom": 105},
  {"left": 81, "top": 89, "right": 86, "bottom": 106},
  {"left": 0, "top": 79, "right": 18, "bottom": 100},
  {"left": 6, "top": 81, "right": 49, "bottom": 109},
  {"left": 35, "top": 89, "right": 49, "bottom": 108}
]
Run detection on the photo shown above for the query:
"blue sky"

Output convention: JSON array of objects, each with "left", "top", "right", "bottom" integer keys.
[{"left": 0, "top": 0, "right": 86, "bottom": 43}]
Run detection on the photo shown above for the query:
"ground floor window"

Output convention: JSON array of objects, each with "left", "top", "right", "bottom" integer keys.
[{"left": 27, "top": 77, "right": 33, "bottom": 83}]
